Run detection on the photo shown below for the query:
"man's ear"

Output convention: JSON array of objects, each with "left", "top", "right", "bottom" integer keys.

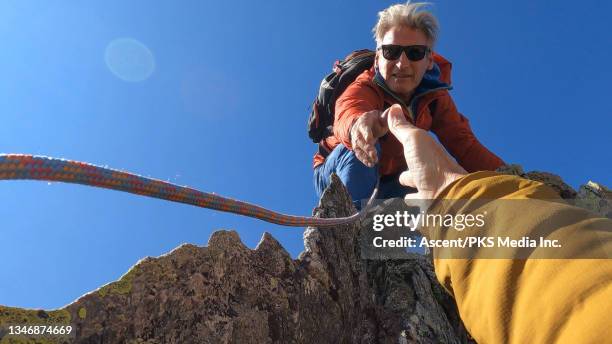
[
  {"left": 374, "top": 51, "right": 379, "bottom": 69},
  {"left": 427, "top": 51, "right": 434, "bottom": 70}
]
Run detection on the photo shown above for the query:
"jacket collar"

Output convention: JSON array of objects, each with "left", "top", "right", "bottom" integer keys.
[{"left": 373, "top": 62, "right": 452, "bottom": 121}]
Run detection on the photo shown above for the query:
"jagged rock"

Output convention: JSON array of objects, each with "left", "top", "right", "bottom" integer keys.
[
  {"left": 522, "top": 171, "right": 577, "bottom": 199},
  {"left": 496, "top": 164, "right": 610, "bottom": 217},
  {"left": 1, "top": 167, "right": 608, "bottom": 343},
  {"left": 575, "top": 181, "right": 612, "bottom": 218},
  {"left": 496, "top": 164, "right": 577, "bottom": 199},
  {"left": 0, "top": 174, "right": 473, "bottom": 343},
  {"left": 495, "top": 164, "right": 524, "bottom": 176}
]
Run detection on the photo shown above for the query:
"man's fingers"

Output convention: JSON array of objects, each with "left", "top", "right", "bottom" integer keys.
[
  {"left": 387, "top": 104, "right": 416, "bottom": 141},
  {"left": 354, "top": 147, "right": 374, "bottom": 167},
  {"left": 389, "top": 104, "right": 411, "bottom": 125},
  {"left": 353, "top": 124, "right": 371, "bottom": 146},
  {"left": 380, "top": 108, "right": 389, "bottom": 123},
  {"left": 352, "top": 133, "right": 368, "bottom": 160},
  {"left": 372, "top": 110, "right": 390, "bottom": 138},
  {"left": 362, "top": 126, "right": 374, "bottom": 144},
  {"left": 352, "top": 124, "right": 379, "bottom": 167},
  {"left": 399, "top": 170, "right": 416, "bottom": 188},
  {"left": 355, "top": 144, "right": 376, "bottom": 167},
  {"left": 351, "top": 128, "right": 365, "bottom": 150},
  {"left": 353, "top": 146, "right": 368, "bottom": 163},
  {"left": 362, "top": 140, "right": 377, "bottom": 161}
]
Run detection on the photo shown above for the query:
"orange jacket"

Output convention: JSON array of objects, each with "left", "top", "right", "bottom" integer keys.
[{"left": 313, "top": 53, "right": 504, "bottom": 175}]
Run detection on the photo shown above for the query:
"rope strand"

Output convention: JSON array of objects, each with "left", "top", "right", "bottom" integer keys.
[{"left": 0, "top": 154, "right": 378, "bottom": 227}]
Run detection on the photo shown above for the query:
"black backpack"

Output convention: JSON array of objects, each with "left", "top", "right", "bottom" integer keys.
[{"left": 307, "top": 49, "right": 375, "bottom": 156}]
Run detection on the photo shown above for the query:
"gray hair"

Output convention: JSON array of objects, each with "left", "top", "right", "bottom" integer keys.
[{"left": 373, "top": 2, "right": 439, "bottom": 47}]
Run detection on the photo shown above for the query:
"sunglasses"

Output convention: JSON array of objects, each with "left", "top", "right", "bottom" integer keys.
[{"left": 378, "top": 44, "right": 431, "bottom": 61}]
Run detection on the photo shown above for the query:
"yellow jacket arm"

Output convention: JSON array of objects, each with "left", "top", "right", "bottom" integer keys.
[{"left": 428, "top": 172, "right": 612, "bottom": 344}]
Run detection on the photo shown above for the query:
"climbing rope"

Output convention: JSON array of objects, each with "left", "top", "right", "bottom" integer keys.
[{"left": 0, "top": 154, "right": 378, "bottom": 227}]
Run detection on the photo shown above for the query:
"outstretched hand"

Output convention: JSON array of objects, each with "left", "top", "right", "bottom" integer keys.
[
  {"left": 386, "top": 104, "right": 467, "bottom": 200},
  {"left": 350, "top": 110, "right": 389, "bottom": 167}
]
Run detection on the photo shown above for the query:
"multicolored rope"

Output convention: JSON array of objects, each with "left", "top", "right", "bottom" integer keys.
[{"left": 0, "top": 154, "right": 378, "bottom": 227}]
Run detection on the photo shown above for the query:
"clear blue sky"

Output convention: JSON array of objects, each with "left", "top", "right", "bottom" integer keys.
[{"left": 1, "top": 1, "right": 610, "bottom": 309}]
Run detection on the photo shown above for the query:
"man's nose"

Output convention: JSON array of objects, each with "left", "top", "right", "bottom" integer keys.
[{"left": 397, "top": 50, "right": 411, "bottom": 67}]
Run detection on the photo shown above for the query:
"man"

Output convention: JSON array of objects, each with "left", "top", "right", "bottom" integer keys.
[
  {"left": 313, "top": 3, "right": 504, "bottom": 208},
  {"left": 386, "top": 103, "right": 612, "bottom": 344}
]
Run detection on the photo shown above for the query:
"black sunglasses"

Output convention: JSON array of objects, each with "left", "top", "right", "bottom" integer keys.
[{"left": 378, "top": 44, "right": 431, "bottom": 61}]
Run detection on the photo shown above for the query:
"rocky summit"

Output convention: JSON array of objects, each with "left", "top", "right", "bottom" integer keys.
[{"left": 0, "top": 166, "right": 609, "bottom": 344}]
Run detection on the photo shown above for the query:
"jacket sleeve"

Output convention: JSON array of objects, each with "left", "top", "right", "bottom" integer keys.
[
  {"left": 430, "top": 94, "right": 504, "bottom": 172},
  {"left": 333, "top": 80, "right": 384, "bottom": 149},
  {"left": 427, "top": 172, "right": 612, "bottom": 344}
]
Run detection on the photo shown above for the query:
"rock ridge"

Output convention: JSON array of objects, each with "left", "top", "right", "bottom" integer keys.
[{"left": 1, "top": 166, "right": 608, "bottom": 343}]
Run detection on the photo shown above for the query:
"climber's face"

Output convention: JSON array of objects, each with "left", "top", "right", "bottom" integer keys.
[{"left": 375, "top": 26, "right": 434, "bottom": 101}]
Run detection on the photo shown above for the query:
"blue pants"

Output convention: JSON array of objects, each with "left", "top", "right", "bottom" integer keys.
[
  {"left": 313, "top": 144, "right": 416, "bottom": 209},
  {"left": 313, "top": 143, "right": 426, "bottom": 255}
]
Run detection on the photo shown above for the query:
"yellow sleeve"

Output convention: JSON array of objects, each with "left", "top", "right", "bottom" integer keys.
[{"left": 427, "top": 171, "right": 612, "bottom": 344}]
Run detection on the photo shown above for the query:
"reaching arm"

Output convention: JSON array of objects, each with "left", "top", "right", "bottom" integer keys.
[{"left": 387, "top": 105, "right": 612, "bottom": 344}]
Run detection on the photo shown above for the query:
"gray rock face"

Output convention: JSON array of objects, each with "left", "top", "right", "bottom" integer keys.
[
  {"left": 1, "top": 169, "right": 607, "bottom": 343},
  {"left": 575, "top": 181, "right": 612, "bottom": 218},
  {"left": 0, "top": 174, "right": 473, "bottom": 344},
  {"left": 496, "top": 164, "right": 611, "bottom": 218}
]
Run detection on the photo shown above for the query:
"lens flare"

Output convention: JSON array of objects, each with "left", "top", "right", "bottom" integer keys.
[{"left": 104, "top": 38, "right": 155, "bottom": 82}]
